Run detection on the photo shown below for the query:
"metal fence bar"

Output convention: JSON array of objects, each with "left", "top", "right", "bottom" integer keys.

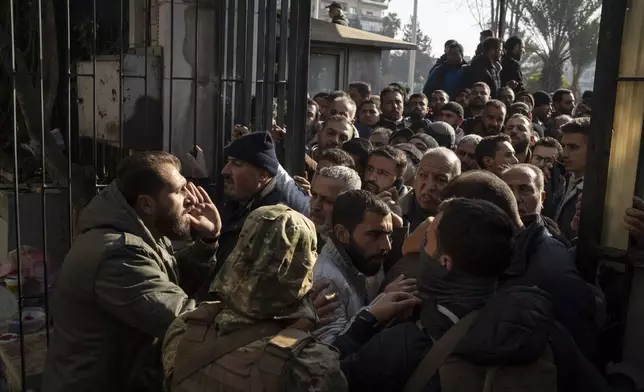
[
  {"left": 36, "top": 0, "right": 52, "bottom": 347},
  {"left": 192, "top": 0, "right": 199, "bottom": 151},
  {"left": 254, "top": 0, "right": 266, "bottom": 132},
  {"left": 263, "top": 0, "right": 277, "bottom": 133},
  {"left": 8, "top": 0, "right": 27, "bottom": 386},
  {"left": 169, "top": 0, "right": 175, "bottom": 154},
  {"left": 276, "top": 0, "right": 288, "bottom": 128},
  {"left": 66, "top": 0, "right": 74, "bottom": 248},
  {"left": 243, "top": 0, "right": 255, "bottom": 127}
]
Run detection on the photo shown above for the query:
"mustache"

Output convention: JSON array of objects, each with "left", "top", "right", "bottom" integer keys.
[{"left": 363, "top": 181, "right": 379, "bottom": 191}]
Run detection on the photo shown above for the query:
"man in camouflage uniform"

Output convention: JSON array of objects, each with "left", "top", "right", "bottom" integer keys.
[{"left": 163, "top": 204, "right": 347, "bottom": 391}]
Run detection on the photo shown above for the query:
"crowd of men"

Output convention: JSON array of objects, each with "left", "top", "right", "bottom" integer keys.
[{"left": 40, "top": 31, "right": 644, "bottom": 392}]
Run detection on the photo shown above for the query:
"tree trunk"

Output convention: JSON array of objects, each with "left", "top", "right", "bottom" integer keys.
[{"left": 540, "top": 57, "right": 563, "bottom": 92}]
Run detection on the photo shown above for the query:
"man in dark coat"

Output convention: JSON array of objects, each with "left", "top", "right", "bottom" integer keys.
[
  {"left": 216, "top": 132, "right": 309, "bottom": 274},
  {"left": 500, "top": 36, "right": 524, "bottom": 92},
  {"left": 327, "top": 2, "right": 349, "bottom": 26},
  {"left": 336, "top": 197, "right": 609, "bottom": 392},
  {"left": 462, "top": 38, "right": 503, "bottom": 98}
]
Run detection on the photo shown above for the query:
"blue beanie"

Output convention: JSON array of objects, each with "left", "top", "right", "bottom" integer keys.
[{"left": 224, "top": 131, "right": 279, "bottom": 176}]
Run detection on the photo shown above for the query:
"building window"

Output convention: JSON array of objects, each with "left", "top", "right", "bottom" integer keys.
[{"left": 310, "top": 53, "right": 339, "bottom": 94}]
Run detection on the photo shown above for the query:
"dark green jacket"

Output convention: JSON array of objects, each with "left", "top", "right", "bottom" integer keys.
[{"left": 42, "top": 182, "right": 217, "bottom": 392}]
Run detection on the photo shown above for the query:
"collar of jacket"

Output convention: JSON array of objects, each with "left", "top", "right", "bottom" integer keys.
[
  {"left": 505, "top": 214, "right": 546, "bottom": 277},
  {"left": 322, "top": 234, "right": 370, "bottom": 297}
]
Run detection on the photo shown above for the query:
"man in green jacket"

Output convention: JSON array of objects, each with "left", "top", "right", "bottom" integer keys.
[{"left": 42, "top": 151, "right": 222, "bottom": 392}]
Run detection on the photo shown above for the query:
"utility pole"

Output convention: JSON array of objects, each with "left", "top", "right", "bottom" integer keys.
[
  {"left": 313, "top": 0, "right": 320, "bottom": 19},
  {"left": 407, "top": 0, "right": 418, "bottom": 92}
]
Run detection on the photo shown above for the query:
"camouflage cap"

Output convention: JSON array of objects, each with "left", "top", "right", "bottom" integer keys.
[{"left": 211, "top": 204, "right": 318, "bottom": 322}]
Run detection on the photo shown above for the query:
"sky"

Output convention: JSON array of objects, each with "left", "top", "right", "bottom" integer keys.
[{"left": 387, "top": 0, "right": 484, "bottom": 58}]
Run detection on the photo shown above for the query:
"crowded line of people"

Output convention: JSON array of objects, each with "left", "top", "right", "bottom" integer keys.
[{"left": 41, "top": 32, "right": 644, "bottom": 392}]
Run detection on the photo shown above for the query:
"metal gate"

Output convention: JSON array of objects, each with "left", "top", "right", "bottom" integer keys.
[{"left": 0, "top": 0, "right": 310, "bottom": 389}]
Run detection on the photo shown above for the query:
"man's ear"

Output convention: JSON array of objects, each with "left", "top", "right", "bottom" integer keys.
[
  {"left": 439, "top": 254, "right": 453, "bottom": 272},
  {"left": 333, "top": 224, "right": 350, "bottom": 245},
  {"left": 541, "top": 190, "right": 547, "bottom": 204},
  {"left": 137, "top": 195, "right": 156, "bottom": 216}
]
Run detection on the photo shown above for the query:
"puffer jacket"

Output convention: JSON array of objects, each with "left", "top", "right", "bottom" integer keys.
[
  {"left": 340, "top": 286, "right": 612, "bottom": 392},
  {"left": 312, "top": 236, "right": 383, "bottom": 344},
  {"left": 42, "top": 182, "right": 217, "bottom": 392}
]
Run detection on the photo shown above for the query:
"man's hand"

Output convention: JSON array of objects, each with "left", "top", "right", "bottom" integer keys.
[
  {"left": 624, "top": 196, "right": 644, "bottom": 245},
  {"left": 290, "top": 280, "right": 340, "bottom": 331},
  {"left": 183, "top": 146, "right": 209, "bottom": 179},
  {"left": 368, "top": 292, "right": 421, "bottom": 323},
  {"left": 378, "top": 187, "right": 402, "bottom": 217},
  {"left": 293, "top": 174, "right": 312, "bottom": 197},
  {"left": 383, "top": 274, "right": 418, "bottom": 295},
  {"left": 270, "top": 123, "right": 286, "bottom": 144},
  {"left": 186, "top": 182, "right": 222, "bottom": 240},
  {"left": 232, "top": 125, "right": 250, "bottom": 141}
]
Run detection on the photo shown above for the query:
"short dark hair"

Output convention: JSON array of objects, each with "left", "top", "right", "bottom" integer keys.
[
  {"left": 432, "top": 90, "right": 449, "bottom": 100},
  {"left": 319, "top": 148, "right": 355, "bottom": 169},
  {"left": 332, "top": 189, "right": 391, "bottom": 232},
  {"left": 553, "top": 89, "right": 573, "bottom": 103},
  {"left": 388, "top": 82, "right": 410, "bottom": 96},
  {"left": 342, "top": 138, "right": 373, "bottom": 169},
  {"left": 117, "top": 151, "right": 181, "bottom": 206},
  {"left": 313, "top": 92, "right": 329, "bottom": 101},
  {"left": 380, "top": 85, "right": 405, "bottom": 104},
  {"left": 322, "top": 114, "right": 353, "bottom": 130},
  {"left": 436, "top": 198, "right": 515, "bottom": 277},
  {"left": 327, "top": 90, "right": 350, "bottom": 103},
  {"left": 475, "top": 134, "right": 512, "bottom": 169},
  {"left": 484, "top": 99, "right": 506, "bottom": 113},
  {"left": 349, "top": 82, "right": 372, "bottom": 99},
  {"left": 482, "top": 37, "right": 503, "bottom": 53},
  {"left": 444, "top": 39, "right": 458, "bottom": 47},
  {"left": 472, "top": 82, "right": 491, "bottom": 94},
  {"left": 561, "top": 117, "right": 591, "bottom": 136},
  {"left": 358, "top": 97, "right": 380, "bottom": 112},
  {"left": 533, "top": 136, "right": 563, "bottom": 156},
  {"left": 503, "top": 36, "right": 523, "bottom": 52},
  {"left": 515, "top": 91, "right": 535, "bottom": 109},
  {"left": 480, "top": 29, "right": 494, "bottom": 38},
  {"left": 440, "top": 170, "right": 521, "bottom": 227},
  {"left": 369, "top": 146, "right": 408, "bottom": 177},
  {"left": 447, "top": 42, "right": 464, "bottom": 55},
  {"left": 409, "top": 92, "right": 428, "bottom": 103}
]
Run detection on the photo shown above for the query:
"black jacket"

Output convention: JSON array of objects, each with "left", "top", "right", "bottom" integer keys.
[
  {"left": 461, "top": 55, "right": 501, "bottom": 98},
  {"left": 339, "top": 286, "right": 610, "bottom": 392},
  {"left": 501, "top": 215, "right": 598, "bottom": 364},
  {"left": 500, "top": 54, "right": 523, "bottom": 92}
]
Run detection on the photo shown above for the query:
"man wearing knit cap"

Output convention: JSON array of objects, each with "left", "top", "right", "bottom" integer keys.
[
  {"left": 425, "top": 121, "right": 456, "bottom": 149},
  {"left": 217, "top": 131, "right": 309, "bottom": 271},
  {"left": 532, "top": 91, "right": 553, "bottom": 126},
  {"left": 438, "top": 102, "right": 465, "bottom": 144}
]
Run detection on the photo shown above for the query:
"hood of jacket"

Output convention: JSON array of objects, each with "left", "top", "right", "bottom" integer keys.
[
  {"left": 454, "top": 286, "right": 554, "bottom": 364},
  {"left": 77, "top": 181, "right": 162, "bottom": 253}
]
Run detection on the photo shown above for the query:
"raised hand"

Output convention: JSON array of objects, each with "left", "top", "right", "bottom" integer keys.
[{"left": 186, "top": 182, "right": 221, "bottom": 240}]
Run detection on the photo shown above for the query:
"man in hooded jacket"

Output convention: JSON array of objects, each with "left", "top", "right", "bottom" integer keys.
[{"left": 163, "top": 205, "right": 347, "bottom": 391}]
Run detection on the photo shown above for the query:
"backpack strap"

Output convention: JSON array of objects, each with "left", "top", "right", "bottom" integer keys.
[
  {"left": 403, "top": 310, "right": 480, "bottom": 392},
  {"left": 171, "top": 303, "right": 283, "bottom": 389},
  {"left": 257, "top": 328, "right": 316, "bottom": 391}
]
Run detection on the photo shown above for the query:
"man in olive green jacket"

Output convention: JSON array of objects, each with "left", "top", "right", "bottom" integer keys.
[{"left": 42, "top": 152, "right": 222, "bottom": 392}]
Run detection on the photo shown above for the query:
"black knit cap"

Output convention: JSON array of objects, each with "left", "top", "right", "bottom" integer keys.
[
  {"left": 224, "top": 131, "right": 279, "bottom": 176},
  {"left": 533, "top": 91, "right": 552, "bottom": 107},
  {"left": 441, "top": 102, "right": 465, "bottom": 119}
]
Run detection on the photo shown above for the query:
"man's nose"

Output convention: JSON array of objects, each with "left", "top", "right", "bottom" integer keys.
[
  {"left": 512, "top": 155, "right": 519, "bottom": 164},
  {"left": 221, "top": 162, "right": 231, "bottom": 175},
  {"left": 381, "top": 237, "right": 392, "bottom": 253}
]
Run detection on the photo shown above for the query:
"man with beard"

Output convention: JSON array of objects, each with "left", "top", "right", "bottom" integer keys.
[
  {"left": 500, "top": 36, "right": 524, "bottom": 92},
  {"left": 407, "top": 93, "right": 430, "bottom": 122},
  {"left": 363, "top": 146, "right": 409, "bottom": 197},
  {"left": 532, "top": 90, "right": 553, "bottom": 128},
  {"left": 306, "top": 98, "right": 321, "bottom": 144},
  {"left": 501, "top": 164, "right": 547, "bottom": 222},
  {"left": 505, "top": 114, "right": 536, "bottom": 163},
  {"left": 310, "top": 166, "right": 362, "bottom": 251},
  {"left": 429, "top": 90, "right": 449, "bottom": 120},
  {"left": 311, "top": 115, "right": 356, "bottom": 161},
  {"left": 463, "top": 99, "right": 506, "bottom": 137},
  {"left": 43, "top": 152, "right": 222, "bottom": 392},
  {"left": 475, "top": 133, "right": 519, "bottom": 176},
  {"left": 456, "top": 134, "right": 482, "bottom": 171},
  {"left": 313, "top": 190, "right": 412, "bottom": 343},
  {"left": 464, "top": 82, "right": 490, "bottom": 118},
  {"left": 530, "top": 137, "right": 564, "bottom": 218},
  {"left": 455, "top": 88, "right": 471, "bottom": 109},
  {"left": 463, "top": 37, "right": 502, "bottom": 98},
  {"left": 355, "top": 98, "right": 381, "bottom": 138},
  {"left": 218, "top": 132, "right": 309, "bottom": 270},
  {"left": 553, "top": 89, "right": 576, "bottom": 117},
  {"left": 398, "top": 147, "right": 461, "bottom": 232},
  {"left": 497, "top": 86, "right": 515, "bottom": 109},
  {"left": 377, "top": 86, "right": 407, "bottom": 131},
  {"left": 438, "top": 101, "right": 465, "bottom": 143}
]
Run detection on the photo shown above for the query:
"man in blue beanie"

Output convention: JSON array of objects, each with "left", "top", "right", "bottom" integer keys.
[{"left": 215, "top": 131, "right": 309, "bottom": 274}]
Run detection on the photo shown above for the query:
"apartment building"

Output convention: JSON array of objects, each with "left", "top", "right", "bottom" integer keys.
[{"left": 317, "top": 0, "right": 389, "bottom": 33}]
